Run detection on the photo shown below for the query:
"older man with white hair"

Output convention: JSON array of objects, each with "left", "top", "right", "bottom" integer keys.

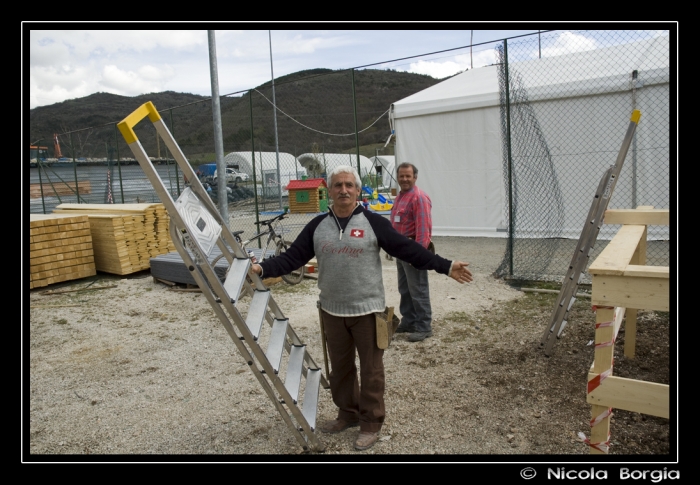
[{"left": 252, "top": 165, "right": 473, "bottom": 451}]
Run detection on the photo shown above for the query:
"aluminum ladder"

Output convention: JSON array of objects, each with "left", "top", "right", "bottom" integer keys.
[
  {"left": 117, "top": 101, "right": 329, "bottom": 452},
  {"left": 540, "top": 110, "right": 641, "bottom": 356}
]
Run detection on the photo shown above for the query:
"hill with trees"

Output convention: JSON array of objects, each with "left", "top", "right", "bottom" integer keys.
[{"left": 29, "top": 68, "right": 445, "bottom": 162}]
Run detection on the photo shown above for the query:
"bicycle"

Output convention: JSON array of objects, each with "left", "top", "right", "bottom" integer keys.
[{"left": 232, "top": 212, "right": 305, "bottom": 285}]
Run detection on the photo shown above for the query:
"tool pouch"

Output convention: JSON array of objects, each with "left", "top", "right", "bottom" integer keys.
[{"left": 376, "top": 306, "right": 400, "bottom": 349}]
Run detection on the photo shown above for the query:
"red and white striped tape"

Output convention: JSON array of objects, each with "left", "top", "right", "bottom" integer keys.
[
  {"left": 590, "top": 407, "right": 613, "bottom": 427},
  {"left": 578, "top": 431, "right": 610, "bottom": 453},
  {"left": 587, "top": 368, "right": 612, "bottom": 394}
]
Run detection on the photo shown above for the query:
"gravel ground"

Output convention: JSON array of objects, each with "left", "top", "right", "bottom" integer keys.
[{"left": 26, "top": 236, "right": 673, "bottom": 462}]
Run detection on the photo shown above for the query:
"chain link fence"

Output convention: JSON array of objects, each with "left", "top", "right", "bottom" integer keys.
[
  {"left": 29, "top": 29, "right": 671, "bottom": 282},
  {"left": 493, "top": 29, "right": 670, "bottom": 282}
]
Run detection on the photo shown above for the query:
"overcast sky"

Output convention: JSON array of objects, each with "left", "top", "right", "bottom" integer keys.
[{"left": 27, "top": 27, "right": 554, "bottom": 109}]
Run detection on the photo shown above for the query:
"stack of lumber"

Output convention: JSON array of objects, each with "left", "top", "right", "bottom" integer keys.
[
  {"left": 29, "top": 214, "right": 96, "bottom": 289},
  {"left": 29, "top": 180, "right": 91, "bottom": 199},
  {"left": 52, "top": 203, "right": 176, "bottom": 275}
]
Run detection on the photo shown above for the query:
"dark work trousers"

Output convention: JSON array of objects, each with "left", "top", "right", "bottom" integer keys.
[
  {"left": 321, "top": 310, "right": 385, "bottom": 433},
  {"left": 396, "top": 259, "right": 433, "bottom": 333}
]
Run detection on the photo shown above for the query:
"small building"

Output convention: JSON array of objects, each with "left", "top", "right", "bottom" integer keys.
[{"left": 286, "top": 178, "right": 328, "bottom": 213}]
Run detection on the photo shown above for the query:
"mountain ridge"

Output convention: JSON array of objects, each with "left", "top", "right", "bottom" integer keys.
[{"left": 29, "top": 68, "right": 449, "bottom": 161}]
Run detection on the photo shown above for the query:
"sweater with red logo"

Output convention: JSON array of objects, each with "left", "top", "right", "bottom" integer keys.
[{"left": 259, "top": 204, "right": 453, "bottom": 317}]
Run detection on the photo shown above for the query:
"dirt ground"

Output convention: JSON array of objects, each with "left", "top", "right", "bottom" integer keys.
[{"left": 25, "top": 236, "right": 674, "bottom": 462}]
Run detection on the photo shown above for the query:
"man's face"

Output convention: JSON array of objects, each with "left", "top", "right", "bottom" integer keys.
[
  {"left": 329, "top": 172, "right": 361, "bottom": 211},
  {"left": 398, "top": 166, "right": 417, "bottom": 192}
]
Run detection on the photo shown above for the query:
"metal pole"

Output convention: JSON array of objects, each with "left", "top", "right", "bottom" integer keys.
[
  {"left": 207, "top": 30, "right": 229, "bottom": 228},
  {"left": 470, "top": 30, "right": 473, "bottom": 69},
  {"left": 631, "top": 70, "right": 638, "bottom": 208},
  {"left": 69, "top": 133, "right": 80, "bottom": 204},
  {"left": 351, "top": 69, "right": 361, "bottom": 177},
  {"left": 69, "top": 132, "right": 79, "bottom": 203},
  {"left": 503, "top": 39, "right": 514, "bottom": 277},
  {"left": 35, "top": 140, "right": 47, "bottom": 214},
  {"left": 114, "top": 124, "right": 124, "bottom": 203},
  {"left": 538, "top": 30, "right": 542, "bottom": 59},
  {"left": 269, "top": 31, "right": 283, "bottom": 211},
  {"left": 249, "top": 90, "right": 261, "bottom": 238}
]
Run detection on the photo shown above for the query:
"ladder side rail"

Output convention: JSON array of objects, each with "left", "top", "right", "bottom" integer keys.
[
  {"left": 121, "top": 135, "right": 279, "bottom": 377},
  {"left": 602, "top": 112, "right": 642, "bottom": 203},
  {"left": 167, "top": 190, "right": 323, "bottom": 451},
  {"left": 152, "top": 118, "right": 253, "bottom": 262},
  {"left": 541, "top": 111, "right": 640, "bottom": 355},
  {"left": 152, "top": 119, "right": 220, "bottom": 217},
  {"left": 540, "top": 167, "right": 613, "bottom": 347},
  {"left": 120, "top": 105, "right": 292, "bottom": 375},
  {"left": 199, "top": 249, "right": 321, "bottom": 440},
  {"left": 554, "top": 186, "right": 611, "bottom": 336},
  {"left": 119, "top": 102, "right": 326, "bottom": 452},
  {"left": 171, "top": 226, "right": 323, "bottom": 451}
]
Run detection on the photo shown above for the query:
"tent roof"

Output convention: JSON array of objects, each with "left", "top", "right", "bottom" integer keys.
[
  {"left": 296, "top": 153, "right": 374, "bottom": 173},
  {"left": 393, "top": 66, "right": 500, "bottom": 118},
  {"left": 393, "top": 35, "right": 669, "bottom": 119},
  {"left": 224, "top": 151, "right": 298, "bottom": 170}
]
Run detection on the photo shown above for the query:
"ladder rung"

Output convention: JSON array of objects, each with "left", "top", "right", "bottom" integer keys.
[
  {"left": 284, "top": 345, "right": 306, "bottom": 404},
  {"left": 246, "top": 290, "right": 270, "bottom": 340},
  {"left": 223, "top": 258, "right": 250, "bottom": 303},
  {"left": 266, "top": 319, "right": 289, "bottom": 374},
  {"left": 557, "top": 320, "right": 568, "bottom": 337},
  {"left": 301, "top": 368, "right": 322, "bottom": 432}
]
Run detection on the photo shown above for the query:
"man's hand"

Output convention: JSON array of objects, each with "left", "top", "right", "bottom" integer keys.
[
  {"left": 449, "top": 261, "right": 473, "bottom": 284},
  {"left": 251, "top": 263, "right": 263, "bottom": 275}
]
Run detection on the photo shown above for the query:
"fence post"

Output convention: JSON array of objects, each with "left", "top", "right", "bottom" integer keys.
[
  {"left": 503, "top": 39, "right": 514, "bottom": 277},
  {"left": 114, "top": 124, "right": 125, "bottom": 203},
  {"left": 351, "top": 69, "right": 361, "bottom": 176},
  {"left": 69, "top": 132, "right": 80, "bottom": 204},
  {"left": 36, "top": 141, "right": 47, "bottom": 213},
  {"left": 249, "top": 90, "right": 261, "bottom": 243}
]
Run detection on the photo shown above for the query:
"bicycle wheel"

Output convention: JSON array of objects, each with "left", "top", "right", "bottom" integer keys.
[{"left": 276, "top": 240, "right": 305, "bottom": 284}]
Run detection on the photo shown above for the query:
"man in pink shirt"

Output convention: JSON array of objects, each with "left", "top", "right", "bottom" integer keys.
[{"left": 390, "top": 162, "right": 435, "bottom": 342}]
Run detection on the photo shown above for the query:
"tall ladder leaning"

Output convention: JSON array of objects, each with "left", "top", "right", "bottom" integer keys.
[
  {"left": 117, "top": 102, "right": 329, "bottom": 452},
  {"left": 540, "top": 110, "right": 641, "bottom": 356}
]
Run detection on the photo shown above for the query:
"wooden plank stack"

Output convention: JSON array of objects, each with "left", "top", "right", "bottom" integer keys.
[
  {"left": 52, "top": 203, "right": 176, "bottom": 275},
  {"left": 29, "top": 180, "right": 91, "bottom": 199},
  {"left": 29, "top": 214, "right": 97, "bottom": 289}
]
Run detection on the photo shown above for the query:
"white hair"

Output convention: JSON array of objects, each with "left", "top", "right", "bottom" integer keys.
[{"left": 327, "top": 165, "right": 361, "bottom": 188}]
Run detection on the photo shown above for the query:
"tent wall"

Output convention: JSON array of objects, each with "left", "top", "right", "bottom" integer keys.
[
  {"left": 395, "top": 105, "right": 505, "bottom": 237},
  {"left": 392, "top": 35, "right": 669, "bottom": 240},
  {"left": 224, "top": 151, "right": 305, "bottom": 196}
]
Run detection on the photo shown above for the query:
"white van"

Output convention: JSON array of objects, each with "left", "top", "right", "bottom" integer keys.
[{"left": 213, "top": 167, "right": 249, "bottom": 183}]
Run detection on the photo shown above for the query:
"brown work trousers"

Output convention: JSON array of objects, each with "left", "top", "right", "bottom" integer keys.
[{"left": 322, "top": 310, "right": 385, "bottom": 433}]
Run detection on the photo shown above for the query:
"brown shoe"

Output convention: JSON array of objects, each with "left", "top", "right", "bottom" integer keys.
[
  {"left": 319, "top": 419, "right": 359, "bottom": 434},
  {"left": 354, "top": 431, "right": 379, "bottom": 450}
]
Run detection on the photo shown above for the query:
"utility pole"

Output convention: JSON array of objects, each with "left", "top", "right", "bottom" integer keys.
[
  {"left": 269, "top": 30, "right": 283, "bottom": 210},
  {"left": 208, "top": 30, "right": 228, "bottom": 227}
]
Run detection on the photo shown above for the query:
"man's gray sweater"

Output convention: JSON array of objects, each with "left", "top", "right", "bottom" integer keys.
[{"left": 259, "top": 205, "right": 453, "bottom": 317}]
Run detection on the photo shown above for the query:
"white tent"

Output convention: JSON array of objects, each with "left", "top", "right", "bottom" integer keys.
[
  {"left": 391, "top": 35, "right": 670, "bottom": 239},
  {"left": 224, "top": 151, "right": 306, "bottom": 196},
  {"left": 296, "top": 153, "right": 374, "bottom": 179},
  {"left": 370, "top": 155, "right": 396, "bottom": 190}
]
